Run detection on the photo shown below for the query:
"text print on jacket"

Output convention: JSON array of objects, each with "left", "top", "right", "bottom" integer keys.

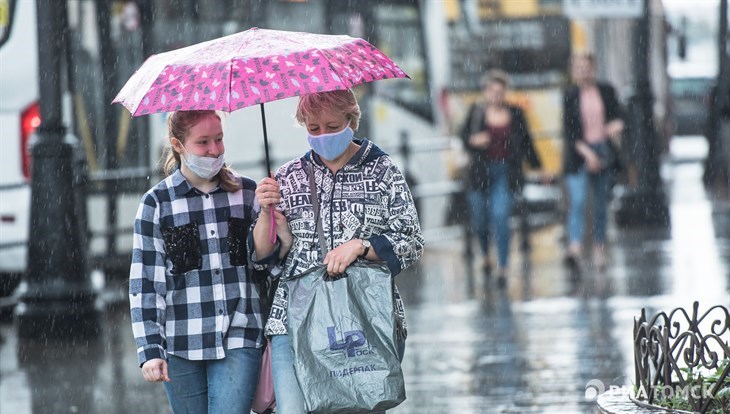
[{"left": 263, "top": 138, "right": 424, "bottom": 336}]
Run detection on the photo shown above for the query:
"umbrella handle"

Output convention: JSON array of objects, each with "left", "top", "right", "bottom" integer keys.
[
  {"left": 260, "top": 103, "right": 277, "bottom": 245},
  {"left": 269, "top": 208, "right": 277, "bottom": 245}
]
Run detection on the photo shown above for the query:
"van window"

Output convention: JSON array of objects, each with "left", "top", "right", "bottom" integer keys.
[{"left": 0, "top": 0, "right": 13, "bottom": 46}]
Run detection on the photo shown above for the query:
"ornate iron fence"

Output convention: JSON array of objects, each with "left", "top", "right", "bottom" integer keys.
[{"left": 633, "top": 301, "right": 730, "bottom": 413}]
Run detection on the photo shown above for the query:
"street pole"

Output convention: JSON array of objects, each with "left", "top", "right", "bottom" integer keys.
[
  {"left": 15, "top": 0, "right": 99, "bottom": 339},
  {"left": 702, "top": 0, "right": 729, "bottom": 189},
  {"left": 96, "top": 0, "right": 120, "bottom": 274},
  {"left": 615, "top": 0, "right": 670, "bottom": 227},
  {"left": 720, "top": 0, "right": 728, "bottom": 76},
  {"left": 709, "top": 0, "right": 730, "bottom": 187}
]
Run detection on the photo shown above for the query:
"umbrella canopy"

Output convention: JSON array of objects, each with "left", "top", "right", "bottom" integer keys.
[
  {"left": 113, "top": 27, "right": 409, "bottom": 116},
  {"left": 113, "top": 27, "right": 410, "bottom": 244}
]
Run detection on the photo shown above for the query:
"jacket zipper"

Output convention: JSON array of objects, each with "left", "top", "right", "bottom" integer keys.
[{"left": 327, "top": 168, "right": 340, "bottom": 252}]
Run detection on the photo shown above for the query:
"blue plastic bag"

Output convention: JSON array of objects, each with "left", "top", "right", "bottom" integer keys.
[{"left": 285, "top": 263, "right": 406, "bottom": 414}]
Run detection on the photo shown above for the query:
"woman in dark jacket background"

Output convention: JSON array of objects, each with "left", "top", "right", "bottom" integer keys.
[
  {"left": 460, "top": 70, "right": 546, "bottom": 287},
  {"left": 562, "top": 53, "right": 624, "bottom": 270}
]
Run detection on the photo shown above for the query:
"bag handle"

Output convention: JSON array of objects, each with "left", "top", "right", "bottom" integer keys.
[{"left": 307, "top": 161, "right": 328, "bottom": 258}]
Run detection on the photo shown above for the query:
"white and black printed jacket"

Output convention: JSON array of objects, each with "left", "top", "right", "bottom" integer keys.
[
  {"left": 129, "top": 170, "right": 267, "bottom": 367},
  {"left": 262, "top": 138, "right": 424, "bottom": 336}
]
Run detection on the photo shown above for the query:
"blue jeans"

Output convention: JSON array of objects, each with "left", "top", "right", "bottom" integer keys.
[
  {"left": 271, "top": 334, "right": 307, "bottom": 414},
  {"left": 163, "top": 347, "right": 261, "bottom": 414},
  {"left": 271, "top": 334, "right": 403, "bottom": 414},
  {"left": 467, "top": 162, "right": 514, "bottom": 268},
  {"left": 565, "top": 168, "right": 612, "bottom": 245}
]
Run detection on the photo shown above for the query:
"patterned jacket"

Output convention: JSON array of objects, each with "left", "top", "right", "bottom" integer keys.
[{"left": 262, "top": 138, "right": 424, "bottom": 335}]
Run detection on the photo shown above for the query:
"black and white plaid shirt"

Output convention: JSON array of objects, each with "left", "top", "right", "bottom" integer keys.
[{"left": 129, "top": 169, "right": 266, "bottom": 367}]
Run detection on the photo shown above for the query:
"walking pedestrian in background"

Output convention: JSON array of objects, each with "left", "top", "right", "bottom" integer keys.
[
  {"left": 252, "top": 89, "right": 424, "bottom": 414},
  {"left": 562, "top": 53, "right": 625, "bottom": 271},
  {"left": 459, "top": 69, "right": 546, "bottom": 287},
  {"left": 129, "top": 110, "right": 278, "bottom": 413}
]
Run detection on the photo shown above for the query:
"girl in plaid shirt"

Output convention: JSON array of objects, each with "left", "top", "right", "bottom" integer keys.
[{"left": 129, "top": 110, "right": 289, "bottom": 413}]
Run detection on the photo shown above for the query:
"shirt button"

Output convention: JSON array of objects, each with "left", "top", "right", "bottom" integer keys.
[
  {"left": 211, "top": 230, "right": 215, "bottom": 235},
  {"left": 218, "top": 309, "right": 223, "bottom": 315},
  {"left": 205, "top": 194, "right": 210, "bottom": 199},
  {"left": 215, "top": 270, "right": 220, "bottom": 275}
]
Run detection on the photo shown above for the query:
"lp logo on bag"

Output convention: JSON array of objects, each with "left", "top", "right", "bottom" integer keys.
[{"left": 327, "top": 326, "right": 373, "bottom": 357}]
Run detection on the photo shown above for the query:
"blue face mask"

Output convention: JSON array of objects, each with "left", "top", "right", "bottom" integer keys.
[
  {"left": 307, "top": 124, "right": 354, "bottom": 161},
  {"left": 174, "top": 138, "right": 225, "bottom": 180}
]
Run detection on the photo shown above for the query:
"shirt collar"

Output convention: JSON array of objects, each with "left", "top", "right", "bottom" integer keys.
[{"left": 171, "top": 168, "right": 223, "bottom": 197}]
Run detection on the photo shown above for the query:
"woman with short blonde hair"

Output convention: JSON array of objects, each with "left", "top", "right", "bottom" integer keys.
[{"left": 253, "top": 88, "right": 424, "bottom": 414}]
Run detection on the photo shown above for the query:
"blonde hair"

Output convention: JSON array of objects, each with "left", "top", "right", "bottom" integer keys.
[
  {"left": 480, "top": 69, "right": 510, "bottom": 89},
  {"left": 295, "top": 89, "right": 361, "bottom": 131},
  {"left": 572, "top": 52, "right": 596, "bottom": 66},
  {"left": 162, "top": 110, "right": 241, "bottom": 192}
]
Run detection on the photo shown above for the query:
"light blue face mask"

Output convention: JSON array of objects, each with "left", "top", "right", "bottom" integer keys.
[
  {"left": 175, "top": 139, "right": 225, "bottom": 180},
  {"left": 307, "top": 124, "right": 354, "bottom": 161},
  {"left": 183, "top": 151, "right": 225, "bottom": 180}
]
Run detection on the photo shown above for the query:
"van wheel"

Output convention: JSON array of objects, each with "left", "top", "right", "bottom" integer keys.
[{"left": 0, "top": 273, "right": 22, "bottom": 297}]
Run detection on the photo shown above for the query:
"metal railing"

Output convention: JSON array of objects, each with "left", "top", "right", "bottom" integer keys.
[{"left": 633, "top": 302, "right": 730, "bottom": 413}]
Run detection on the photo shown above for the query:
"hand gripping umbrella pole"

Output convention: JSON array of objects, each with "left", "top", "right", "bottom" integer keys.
[{"left": 260, "top": 103, "right": 277, "bottom": 244}]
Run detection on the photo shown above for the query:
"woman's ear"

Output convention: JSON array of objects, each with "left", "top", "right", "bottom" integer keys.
[{"left": 170, "top": 137, "right": 183, "bottom": 153}]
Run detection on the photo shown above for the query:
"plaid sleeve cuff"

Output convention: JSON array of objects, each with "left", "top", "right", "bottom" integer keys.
[{"left": 138, "top": 344, "right": 166, "bottom": 368}]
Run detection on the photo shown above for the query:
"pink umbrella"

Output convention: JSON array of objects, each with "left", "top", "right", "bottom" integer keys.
[
  {"left": 113, "top": 27, "right": 409, "bottom": 241},
  {"left": 113, "top": 26, "right": 408, "bottom": 167}
]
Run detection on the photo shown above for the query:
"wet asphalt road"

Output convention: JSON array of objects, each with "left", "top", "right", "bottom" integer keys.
[{"left": 1, "top": 137, "right": 728, "bottom": 414}]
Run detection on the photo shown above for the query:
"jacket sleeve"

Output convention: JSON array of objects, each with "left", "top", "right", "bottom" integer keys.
[
  {"left": 563, "top": 87, "right": 577, "bottom": 145},
  {"left": 459, "top": 103, "right": 483, "bottom": 154},
  {"left": 368, "top": 161, "right": 425, "bottom": 276},
  {"left": 562, "top": 86, "right": 583, "bottom": 172},
  {"left": 248, "top": 171, "right": 284, "bottom": 273},
  {"left": 602, "top": 84, "right": 623, "bottom": 123},
  {"left": 515, "top": 107, "right": 542, "bottom": 169},
  {"left": 129, "top": 192, "right": 168, "bottom": 367}
]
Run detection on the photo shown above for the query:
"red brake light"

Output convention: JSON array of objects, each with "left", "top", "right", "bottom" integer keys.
[{"left": 21, "top": 102, "right": 41, "bottom": 180}]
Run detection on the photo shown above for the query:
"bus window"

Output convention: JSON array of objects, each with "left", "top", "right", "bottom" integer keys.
[
  {"left": 372, "top": 2, "right": 431, "bottom": 121},
  {"left": 0, "top": 0, "right": 14, "bottom": 47}
]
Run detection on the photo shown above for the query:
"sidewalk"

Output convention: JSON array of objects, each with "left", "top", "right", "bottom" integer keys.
[
  {"left": 1, "top": 137, "right": 728, "bottom": 414},
  {"left": 391, "top": 137, "right": 728, "bottom": 413}
]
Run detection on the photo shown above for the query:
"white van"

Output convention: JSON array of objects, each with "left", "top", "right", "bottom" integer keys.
[{"left": 0, "top": 0, "right": 38, "bottom": 296}]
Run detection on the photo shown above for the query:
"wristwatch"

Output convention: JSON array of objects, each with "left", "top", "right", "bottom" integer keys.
[{"left": 360, "top": 239, "right": 371, "bottom": 257}]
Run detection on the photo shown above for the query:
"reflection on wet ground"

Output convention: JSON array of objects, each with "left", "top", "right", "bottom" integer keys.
[
  {"left": 392, "top": 158, "right": 729, "bottom": 414},
  {"left": 1, "top": 151, "right": 728, "bottom": 414},
  {"left": 1, "top": 300, "right": 172, "bottom": 414}
]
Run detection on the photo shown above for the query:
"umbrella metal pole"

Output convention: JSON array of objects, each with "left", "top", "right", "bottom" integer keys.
[
  {"left": 260, "top": 103, "right": 277, "bottom": 244},
  {"left": 260, "top": 103, "right": 272, "bottom": 176}
]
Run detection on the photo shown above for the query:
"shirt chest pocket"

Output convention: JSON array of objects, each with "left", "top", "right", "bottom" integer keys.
[
  {"left": 162, "top": 221, "right": 202, "bottom": 275},
  {"left": 227, "top": 217, "right": 250, "bottom": 267}
]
